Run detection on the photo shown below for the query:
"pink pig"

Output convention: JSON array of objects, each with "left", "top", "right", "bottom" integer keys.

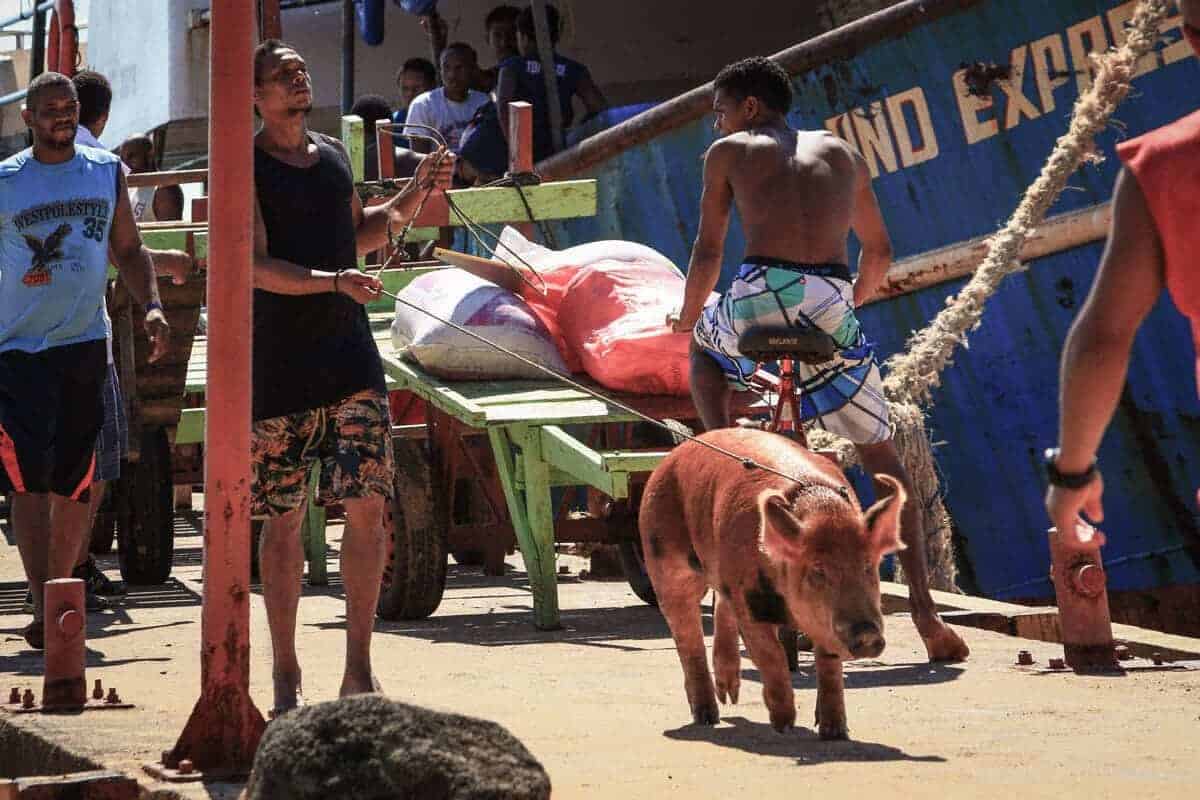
[{"left": 639, "top": 428, "right": 906, "bottom": 739}]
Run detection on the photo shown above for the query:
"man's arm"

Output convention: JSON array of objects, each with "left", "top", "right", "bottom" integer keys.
[
  {"left": 253, "top": 192, "right": 380, "bottom": 304},
  {"left": 404, "top": 96, "right": 435, "bottom": 155},
  {"left": 342, "top": 142, "right": 455, "bottom": 256},
  {"left": 1046, "top": 167, "right": 1165, "bottom": 544},
  {"left": 496, "top": 64, "right": 518, "bottom": 142},
  {"left": 109, "top": 169, "right": 169, "bottom": 361},
  {"left": 576, "top": 69, "right": 608, "bottom": 121},
  {"left": 848, "top": 149, "right": 893, "bottom": 306},
  {"left": 672, "top": 139, "right": 735, "bottom": 332}
]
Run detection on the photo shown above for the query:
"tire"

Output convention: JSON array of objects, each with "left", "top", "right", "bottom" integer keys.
[
  {"left": 377, "top": 438, "right": 448, "bottom": 620},
  {"left": 89, "top": 483, "right": 117, "bottom": 554},
  {"left": 114, "top": 427, "right": 175, "bottom": 585},
  {"left": 618, "top": 538, "right": 658, "bottom": 606}
]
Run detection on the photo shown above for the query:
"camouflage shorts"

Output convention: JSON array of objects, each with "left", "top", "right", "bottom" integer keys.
[{"left": 251, "top": 389, "right": 394, "bottom": 517}]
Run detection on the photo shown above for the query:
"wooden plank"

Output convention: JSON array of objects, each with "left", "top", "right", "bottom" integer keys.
[
  {"left": 601, "top": 449, "right": 671, "bottom": 476},
  {"left": 539, "top": 425, "right": 615, "bottom": 497},
  {"left": 377, "top": 353, "right": 488, "bottom": 426},
  {"left": 175, "top": 408, "right": 205, "bottom": 445},
  {"left": 342, "top": 115, "right": 365, "bottom": 183},
  {"left": 446, "top": 180, "right": 596, "bottom": 225},
  {"left": 518, "top": 427, "right": 561, "bottom": 629}
]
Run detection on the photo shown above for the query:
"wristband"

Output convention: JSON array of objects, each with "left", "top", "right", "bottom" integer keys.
[
  {"left": 1043, "top": 448, "right": 1097, "bottom": 489},
  {"left": 145, "top": 301, "right": 164, "bottom": 315},
  {"left": 333, "top": 269, "right": 344, "bottom": 295}
]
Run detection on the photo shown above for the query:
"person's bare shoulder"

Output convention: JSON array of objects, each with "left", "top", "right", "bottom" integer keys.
[{"left": 703, "top": 134, "right": 745, "bottom": 169}]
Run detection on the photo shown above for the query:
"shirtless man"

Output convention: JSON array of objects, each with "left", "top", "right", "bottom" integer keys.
[{"left": 673, "top": 57, "right": 968, "bottom": 662}]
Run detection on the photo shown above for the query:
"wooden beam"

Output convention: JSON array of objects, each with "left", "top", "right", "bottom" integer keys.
[{"left": 539, "top": 425, "right": 617, "bottom": 497}]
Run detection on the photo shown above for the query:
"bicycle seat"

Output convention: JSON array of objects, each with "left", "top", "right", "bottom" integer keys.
[{"left": 737, "top": 325, "right": 839, "bottom": 365}]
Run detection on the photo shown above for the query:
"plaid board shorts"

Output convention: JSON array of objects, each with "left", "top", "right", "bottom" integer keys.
[
  {"left": 94, "top": 362, "right": 128, "bottom": 483},
  {"left": 251, "top": 389, "right": 395, "bottom": 517},
  {"left": 693, "top": 257, "right": 891, "bottom": 446}
]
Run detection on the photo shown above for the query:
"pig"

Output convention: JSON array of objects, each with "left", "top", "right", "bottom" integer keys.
[{"left": 638, "top": 427, "right": 905, "bottom": 739}]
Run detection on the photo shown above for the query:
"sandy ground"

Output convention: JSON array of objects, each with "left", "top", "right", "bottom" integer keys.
[{"left": 1, "top": 508, "right": 1198, "bottom": 800}]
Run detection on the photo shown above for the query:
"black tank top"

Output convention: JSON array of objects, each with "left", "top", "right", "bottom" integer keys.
[{"left": 252, "top": 132, "right": 386, "bottom": 421}]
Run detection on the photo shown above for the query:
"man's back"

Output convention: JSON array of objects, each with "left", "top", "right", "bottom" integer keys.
[{"left": 724, "top": 128, "right": 859, "bottom": 265}]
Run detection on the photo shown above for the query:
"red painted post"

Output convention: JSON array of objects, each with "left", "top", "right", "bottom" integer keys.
[
  {"left": 1047, "top": 524, "right": 1119, "bottom": 671},
  {"left": 42, "top": 578, "right": 85, "bottom": 710},
  {"left": 167, "top": 0, "right": 265, "bottom": 771},
  {"left": 376, "top": 119, "right": 395, "bottom": 180},
  {"left": 258, "top": 0, "right": 282, "bottom": 40},
  {"left": 508, "top": 101, "right": 535, "bottom": 241}
]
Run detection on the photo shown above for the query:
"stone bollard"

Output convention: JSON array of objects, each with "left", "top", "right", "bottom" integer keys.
[
  {"left": 42, "top": 578, "right": 87, "bottom": 710},
  {"left": 1047, "top": 524, "right": 1118, "bottom": 671}
]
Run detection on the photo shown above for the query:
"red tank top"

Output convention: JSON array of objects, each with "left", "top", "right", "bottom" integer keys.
[{"left": 1117, "top": 111, "right": 1200, "bottom": 381}]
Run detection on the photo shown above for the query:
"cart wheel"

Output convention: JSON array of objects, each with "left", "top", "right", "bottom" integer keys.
[
  {"left": 114, "top": 427, "right": 175, "bottom": 585},
  {"left": 618, "top": 539, "right": 658, "bottom": 606},
  {"left": 377, "top": 438, "right": 447, "bottom": 620},
  {"left": 89, "top": 483, "right": 117, "bottom": 554}
]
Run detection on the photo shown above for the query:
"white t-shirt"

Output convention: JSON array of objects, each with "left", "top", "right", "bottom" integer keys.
[
  {"left": 403, "top": 87, "right": 489, "bottom": 153},
  {"left": 75, "top": 125, "right": 120, "bottom": 365}
]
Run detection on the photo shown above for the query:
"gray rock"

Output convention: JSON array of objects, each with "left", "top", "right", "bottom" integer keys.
[{"left": 244, "top": 695, "right": 551, "bottom": 800}]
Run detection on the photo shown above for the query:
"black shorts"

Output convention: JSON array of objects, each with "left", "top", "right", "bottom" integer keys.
[{"left": 0, "top": 339, "right": 107, "bottom": 501}]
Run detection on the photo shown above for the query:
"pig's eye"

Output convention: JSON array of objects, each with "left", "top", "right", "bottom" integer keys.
[{"left": 807, "top": 566, "right": 828, "bottom": 586}]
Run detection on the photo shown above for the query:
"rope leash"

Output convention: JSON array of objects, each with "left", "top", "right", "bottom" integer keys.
[{"left": 379, "top": 286, "right": 808, "bottom": 486}]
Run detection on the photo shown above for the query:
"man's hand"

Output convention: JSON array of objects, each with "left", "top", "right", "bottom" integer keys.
[
  {"left": 335, "top": 269, "right": 383, "bottom": 305},
  {"left": 413, "top": 147, "right": 455, "bottom": 192},
  {"left": 1045, "top": 473, "right": 1107, "bottom": 551},
  {"left": 145, "top": 307, "right": 170, "bottom": 363},
  {"left": 852, "top": 279, "right": 874, "bottom": 308},
  {"left": 154, "top": 249, "right": 195, "bottom": 285},
  {"left": 667, "top": 310, "right": 696, "bottom": 334}
]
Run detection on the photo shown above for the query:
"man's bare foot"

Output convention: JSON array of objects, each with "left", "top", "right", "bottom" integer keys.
[
  {"left": 915, "top": 615, "right": 970, "bottom": 662},
  {"left": 339, "top": 671, "right": 383, "bottom": 698},
  {"left": 272, "top": 669, "right": 304, "bottom": 716}
]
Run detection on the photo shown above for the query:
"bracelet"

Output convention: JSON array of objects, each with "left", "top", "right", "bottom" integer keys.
[
  {"left": 1043, "top": 448, "right": 1098, "bottom": 489},
  {"left": 333, "top": 269, "right": 343, "bottom": 295},
  {"left": 145, "top": 301, "right": 164, "bottom": 315}
]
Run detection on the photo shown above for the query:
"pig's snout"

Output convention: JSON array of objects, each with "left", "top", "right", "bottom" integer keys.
[{"left": 844, "top": 621, "right": 885, "bottom": 659}]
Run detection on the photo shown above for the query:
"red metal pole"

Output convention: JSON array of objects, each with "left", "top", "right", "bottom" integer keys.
[
  {"left": 167, "top": 0, "right": 265, "bottom": 771},
  {"left": 259, "top": 0, "right": 282, "bottom": 40},
  {"left": 508, "top": 101, "right": 535, "bottom": 240}
]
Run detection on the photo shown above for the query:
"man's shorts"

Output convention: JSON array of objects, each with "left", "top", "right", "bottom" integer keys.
[
  {"left": 251, "top": 388, "right": 395, "bottom": 518},
  {"left": 693, "top": 257, "right": 891, "bottom": 446},
  {"left": 93, "top": 363, "right": 128, "bottom": 483},
  {"left": 0, "top": 339, "right": 107, "bottom": 501}
]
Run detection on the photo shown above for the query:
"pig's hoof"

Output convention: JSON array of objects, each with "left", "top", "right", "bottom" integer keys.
[
  {"left": 715, "top": 672, "right": 740, "bottom": 705},
  {"left": 920, "top": 619, "right": 970, "bottom": 662},
  {"left": 769, "top": 708, "right": 796, "bottom": 733},
  {"left": 691, "top": 703, "right": 720, "bottom": 726},
  {"left": 819, "top": 720, "right": 849, "bottom": 741}
]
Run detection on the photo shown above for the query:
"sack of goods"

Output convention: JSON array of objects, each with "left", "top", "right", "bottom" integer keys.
[
  {"left": 496, "top": 228, "right": 715, "bottom": 396},
  {"left": 391, "top": 271, "right": 568, "bottom": 381}
]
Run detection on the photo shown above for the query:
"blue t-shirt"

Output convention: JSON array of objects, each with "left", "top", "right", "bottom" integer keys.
[
  {"left": 499, "top": 53, "right": 590, "bottom": 161},
  {"left": 0, "top": 145, "right": 120, "bottom": 354}
]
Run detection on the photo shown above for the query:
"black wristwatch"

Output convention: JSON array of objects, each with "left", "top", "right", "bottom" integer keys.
[
  {"left": 145, "top": 301, "right": 164, "bottom": 315},
  {"left": 1043, "top": 448, "right": 1097, "bottom": 489}
]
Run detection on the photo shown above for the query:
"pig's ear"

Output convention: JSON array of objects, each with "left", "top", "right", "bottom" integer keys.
[
  {"left": 863, "top": 475, "right": 907, "bottom": 557},
  {"left": 759, "top": 489, "right": 809, "bottom": 561}
]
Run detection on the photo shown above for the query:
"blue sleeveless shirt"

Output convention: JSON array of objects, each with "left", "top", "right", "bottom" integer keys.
[{"left": 0, "top": 145, "right": 120, "bottom": 354}]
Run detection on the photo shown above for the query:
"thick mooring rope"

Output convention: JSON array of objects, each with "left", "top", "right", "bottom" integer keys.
[{"left": 809, "top": 0, "right": 1171, "bottom": 590}]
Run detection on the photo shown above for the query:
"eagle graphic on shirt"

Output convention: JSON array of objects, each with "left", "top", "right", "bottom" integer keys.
[{"left": 20, "top": 223, "right": 71, "bottom": 287}]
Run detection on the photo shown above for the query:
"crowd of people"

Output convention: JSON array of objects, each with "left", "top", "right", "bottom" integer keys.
[{"left": 352, "top": 3, "right": 607, "bottom": 186}]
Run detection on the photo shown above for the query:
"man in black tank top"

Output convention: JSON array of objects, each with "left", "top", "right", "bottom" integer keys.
[{"left": 251, "top": 40, "right": 453, "bottom": 714}]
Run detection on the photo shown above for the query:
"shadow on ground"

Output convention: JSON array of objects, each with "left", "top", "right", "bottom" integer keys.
[{"left": 663, "top": 715, "right": 946, "bottom": 764}]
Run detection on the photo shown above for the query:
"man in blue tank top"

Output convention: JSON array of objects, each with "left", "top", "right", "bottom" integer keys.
[
  {"left": 250, "top": 40, "right": 453, "bottom": 716},
  {"left": 0, "top": 72, "right": 168, "bottom": 650}
]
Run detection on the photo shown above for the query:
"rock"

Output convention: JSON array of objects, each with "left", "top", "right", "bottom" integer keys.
[{"left": 244, "top": 695, "right": 551, "bottom": 800}]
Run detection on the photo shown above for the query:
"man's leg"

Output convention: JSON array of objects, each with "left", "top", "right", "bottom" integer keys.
[
  {"left": 689, "top": 339, "right": 732, "bottom": 432},
  {"left": 49, "top": 492, "right": 93, "bottom": 591},
  {"left": 12, "top": 493, "right": 51, "bottom": 620},
  {"left": 260, "top": 507, "right": 307, "bottom": 712},
  {"left": 338, "top": 495, "right": 387, "bottom": 697},
  {"left": 856, "top": 439, "right": 969, "bottom": 662}
]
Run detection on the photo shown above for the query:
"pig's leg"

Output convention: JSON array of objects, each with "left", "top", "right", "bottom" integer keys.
[
  {"left": 813, "top": 647, "right": 849, "bottom": 740},
  {"left": 658, "top": 578, "right": 720, "bottom": 725},
  {"left": 712, "top": 590, "right": 741, "bottom": 705},
  {"left": 738, "top": 617, "right": 796, "bottom": 732},
  {"left": 856, "top": 440, "right": 970, "bottom": 662}
]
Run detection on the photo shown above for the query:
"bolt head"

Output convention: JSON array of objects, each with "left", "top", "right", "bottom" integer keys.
[
  {"left": 178, "top": 759, "right": 195, "bottom": 775},
  {"left": 21, "top": 689, "right": 35, "bottom": 709},
  {"left": 1017, "top": 650, "right": 1034, "bottom": 666},
  {"left": 1070, "top": 563, "right": 1106, "bottom": 597},
  {"left": 1152, "top": 652, "right": 1164, "bottom": 666},
  {"left": 92, "top": 679, "right": 104, "bottom": 700},
  {"left": 1048, "top": 657, "right": 1066, "bottom": 670},
  {"left": 8, "top": 688, "right": 20, "bottom": 704},
  {"left": 105, "top": 687, "right": 120, "bottom": 704}
]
